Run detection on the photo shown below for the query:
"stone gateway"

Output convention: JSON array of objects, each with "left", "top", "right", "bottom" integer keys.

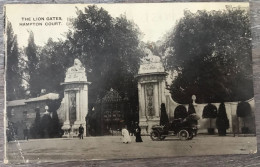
[
  {"left": 60, "top": 59, "right": 90, "bottom": 137},
  {"left": 136, "top": 48, "right": 167, "bottom": 134}
]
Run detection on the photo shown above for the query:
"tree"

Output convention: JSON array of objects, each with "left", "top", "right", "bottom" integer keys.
[
  {"left": 174, "top": 105, "right": 188, "bottom": 119},
  {"left": 66, "top": 5, "right": 143, "bottom": 112},
  {"left": 40, "top": 112, "right": 52, "bottom": 138},
  {"left": 86, "top": 108, "right": 99, "bottom": 136},
  {"left": 25, "top": 31, "right": 40, "bottom": 97},
  {"left": 187, "top": 103, "right": 198, "bottom": 126},
  {"left": 202, "top": 103, "right": 217, "bottom": 134},
  {"left": 37, "top": 38, "right": 70, "bottom": 96},
  {"left": 30, "top": 108, "right": 41, "bottom": 138},
  {"left": 6, "top": 21, "right": 24, "bottom": 100},
  {"left": 48, "top": 99, "right": 62, "bottom": 138},
  {"left": 160, "top": 103, "right": 169, "bottom": 126},
  {"left": 237, "top": 101, "right": 251, "bottom": 133},
  {"left": 216, "top": 102, "right": 229, "bottom": 136},
  {"left": 50, "top": 111, "right": 62, "bottom": 138},
  {"left": 35, "top": 6, "right": 144, "bottom": 113},
  {"left": 163, "top": 8, "right": 253, "bottom": 103}
]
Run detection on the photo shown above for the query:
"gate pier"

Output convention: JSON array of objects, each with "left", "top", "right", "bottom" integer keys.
[
  {"left": 136, "top": 48, "right": 167, "bottom": 135},
  {"left": 60, "top": 59, "right": 90, "bottom": 137}
]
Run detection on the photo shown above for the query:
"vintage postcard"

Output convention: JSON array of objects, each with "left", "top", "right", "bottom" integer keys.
[{"left": 4, "top": 2, "right": 257, "bottom": 164}]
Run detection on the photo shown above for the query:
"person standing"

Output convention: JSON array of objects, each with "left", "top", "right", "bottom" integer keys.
[
  {"left": 79, "top": 124, "right": 84, "bottom": 139},
  {"left": 135, "top": 122, "right": 143, "bottom": 142},
  {"left": 121, "top": 125, "right": 131, "bottom": 144}
]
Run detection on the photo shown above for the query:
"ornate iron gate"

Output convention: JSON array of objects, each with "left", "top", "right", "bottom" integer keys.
[{"left": 87, "top": 88, "right": 136, "bottom": 136}]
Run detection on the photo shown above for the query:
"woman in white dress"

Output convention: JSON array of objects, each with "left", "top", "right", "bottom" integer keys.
[{"left": 121, "top": 125, "right": 131, "bottom": 144}]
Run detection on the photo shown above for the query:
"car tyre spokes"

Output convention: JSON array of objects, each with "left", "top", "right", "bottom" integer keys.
[{"left": 178, "top": 130, "right": 189, "bottom": 140}]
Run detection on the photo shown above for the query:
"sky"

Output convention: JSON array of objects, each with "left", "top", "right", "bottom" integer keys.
[{"left": 5, "top": 2, "right": 249, "bottom": 48}]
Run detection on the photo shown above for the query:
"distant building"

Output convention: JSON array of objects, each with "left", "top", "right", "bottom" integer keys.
[{"left": 6, "top": 93, "right": 59, "bottom": 140}]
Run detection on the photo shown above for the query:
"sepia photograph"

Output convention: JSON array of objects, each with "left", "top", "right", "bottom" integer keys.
[{"left": 4, "top": 2, "right": 257, "bottom": 164}]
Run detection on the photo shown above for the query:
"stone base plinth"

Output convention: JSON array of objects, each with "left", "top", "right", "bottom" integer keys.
[
  {"left": 147, "top": 118, "right": 160, "bottom": 134},
  {"left": 62, "top": 132, "right": 80, "bottom": 138},
  {"left": 62, "top": 121, "right": 71, "bottom": 138},
  {"left": 62, "top": 121, "right": 86, "bottom": 138},
  {"left": 139, "top": 120, "right": 148, "bottom": 135},
  {"left": 139, "top": 117, "right": 160, "bottom": 135}
]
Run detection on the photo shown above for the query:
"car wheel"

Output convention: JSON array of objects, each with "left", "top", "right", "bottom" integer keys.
[
  {"left": 150, "top": 131, "right": 160, "bottom": 141},
  {"left": 178, "top": 130, "right": 189, "bottom": 140}
]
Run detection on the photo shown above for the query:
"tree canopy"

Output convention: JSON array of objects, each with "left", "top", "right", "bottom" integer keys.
[
  {"left": 37, "top": 39, "right": 69, "bottom": 95},
  {"left": 28, "top": 5, "right": 144, "bottom": 112},
  {"left": 6, "top": 21, "right": 24, "bottom": 100},
  {"left": 163, "top": 8, "right": 253, "bottom": 103},
  {"left": 68, "top": 6, "right": 144, "bottom": 102},
  {"left": 6, "top": 6, "right": 144, "bottom": 139},
  {"left": 237, "top": 101, "right": 251, "bottom": 117},
  {"left": 25, "top": 31, "right": 41, "bottom": 97},
  {"left": 174, "top": 105, "right": 188, "bottom": 119},
  {"left": 202, "top": 103, "right": 217, "bottom": 119}
]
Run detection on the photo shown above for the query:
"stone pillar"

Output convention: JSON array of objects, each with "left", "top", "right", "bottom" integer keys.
[
  {"left": 80, "top": 89, "right": 83, "bottom": 121},
  {"left": 73, "top": 90, "right": 82, "bottom": 128},
  {"left": 64, "top": 92, "right": 70, "bottom": 125},
  {"left": 138, "top": 83, "right": 142, "bottom": 119},
  {"left": 136, "top": 48, "right": 167, "bottom": 135},
  {"left": 137, "top": 77, "right": 167, "bottom": 135},
  {"left": 82, "top": 85, "right": 89, "bottom": 123},
  {"left": 138, "top": 83, "right": 146, "bottom": 118},
  {"left": 61, "top": 92, "right": 71, "bottom": 137},
  {"left": 158, "top": 81, "right": 162, "bottom": 109},
  {"left": 82, "top": 86, "right": 88, "bottom": 137},
  {"left": 138, "top": 82, "right": 148, "bottom": 134},
  {"left": 76, "top": 91, "right": 80, "bottom": 121},
  {"left": 61, "top": 59, "right": 90, "bottom": 138},
  {"left": 79, "top": 90, "right": 82, "bottom": 122},
  {"left": 142, "top": 84, "right": 146, "bottom": 117},
  {"left": 153, "top": 83, "right": 159, "bottom": 117}
]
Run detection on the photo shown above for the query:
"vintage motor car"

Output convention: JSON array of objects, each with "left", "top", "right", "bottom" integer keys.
[{"left": 150, "top": 114, "right": 200, "bottom": 141}]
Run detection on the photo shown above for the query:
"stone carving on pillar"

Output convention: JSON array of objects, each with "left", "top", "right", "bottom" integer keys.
[
  {"left": 69, "top": 92, "right": 77, "bottom": 125},
  {"left": 61, "top": 59, "right": 90, "bottom": 138},
  {"left": 146, "top": 83, "right": 154, "bottom": 118},
  {"left": 65, "top": 58, "right": 87, "bottom": 83}
]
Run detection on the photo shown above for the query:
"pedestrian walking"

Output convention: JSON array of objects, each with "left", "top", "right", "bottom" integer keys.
[
  {"left": 79, "top": 124, "right": 84, "bottom": 139},
  {"left": 121, "top": 125, "right": 131, "bottom": 144},
  {"left": 135, "top": 122, "right": 143, "bottom": 142}
]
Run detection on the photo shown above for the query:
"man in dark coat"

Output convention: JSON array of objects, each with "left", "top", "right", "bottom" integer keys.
[
  {"left": 135, "top": 122, "right": 143, "bottom": 142},
  {"left": 79, "top": 124, "right": 84, "bottom": 139}
]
